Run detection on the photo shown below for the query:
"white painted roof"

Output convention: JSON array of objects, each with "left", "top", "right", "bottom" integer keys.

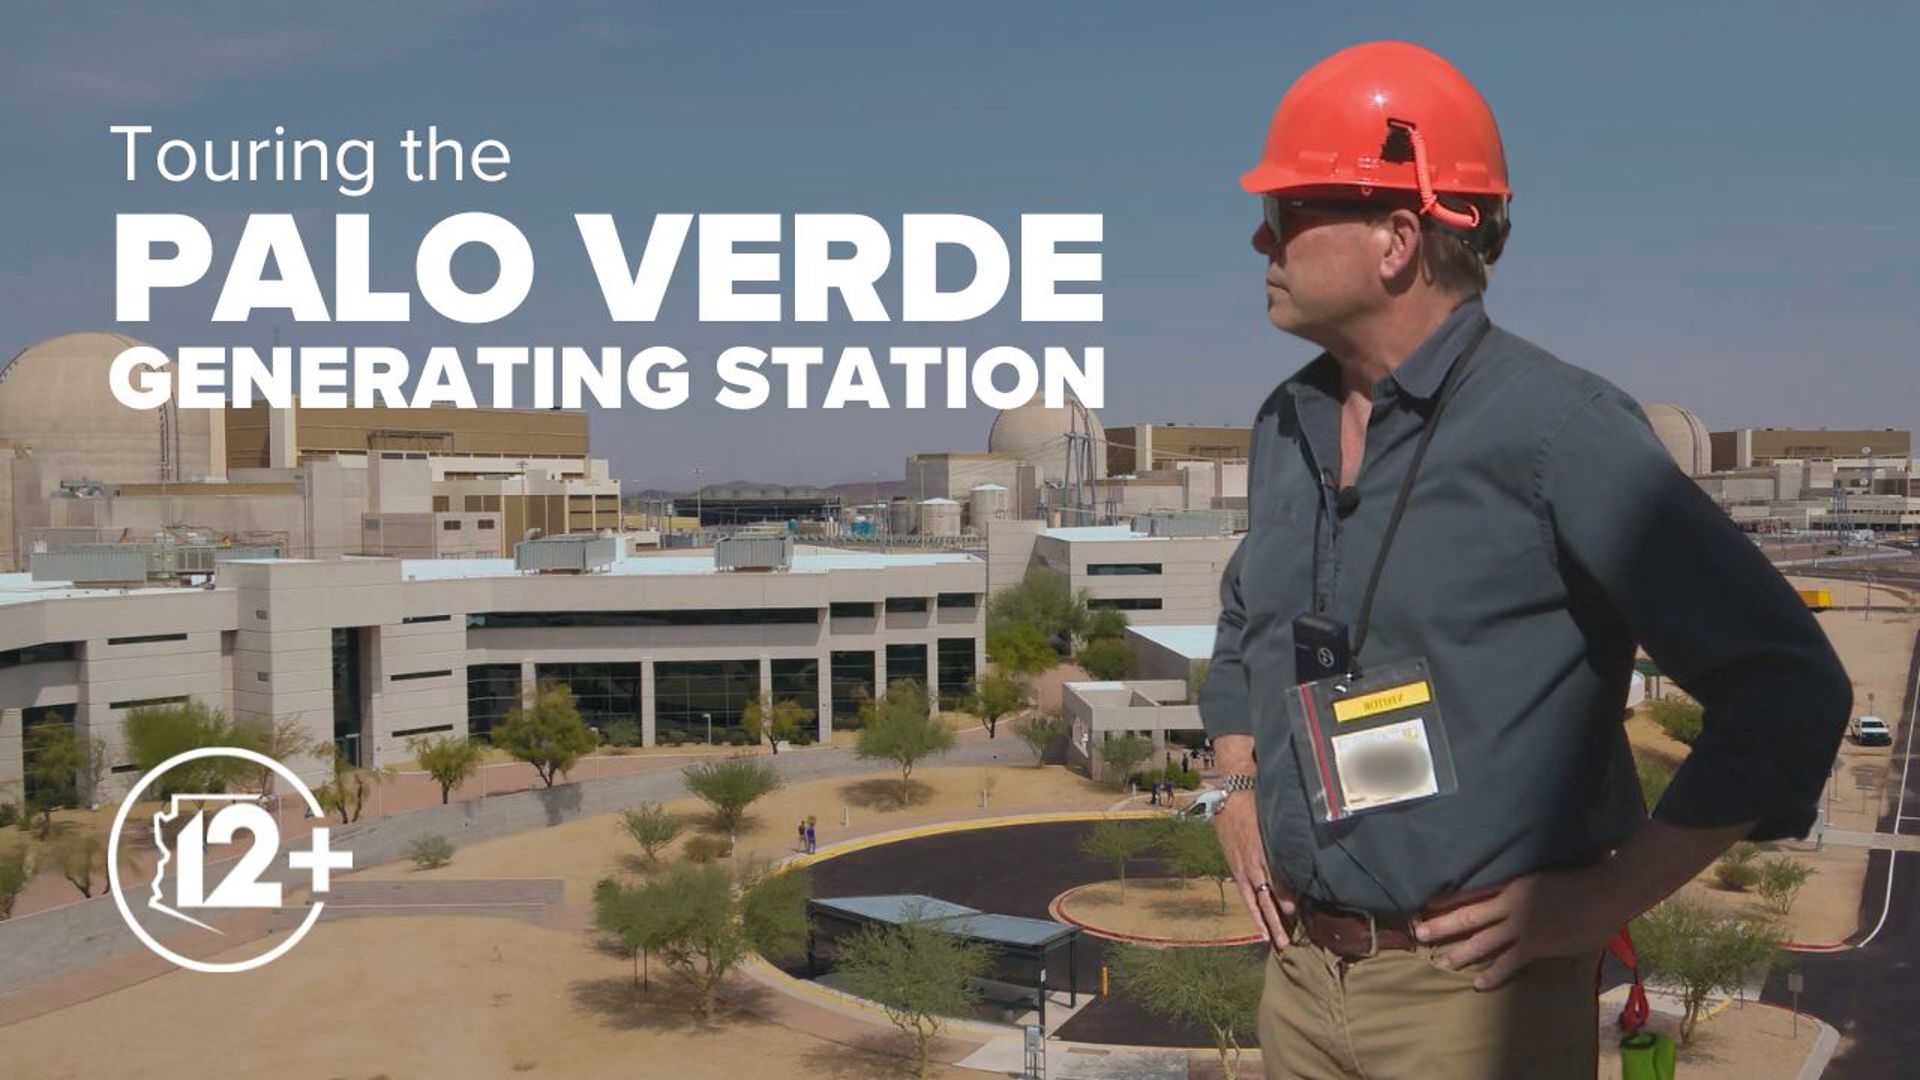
[
  {"left": 1039, "top": 525, "right": 1144, "bottom": 541},
  {"left": 399, "top": 549, "right": 980, "bottom": 582},
  {"left": 1127, "top": 624, "right": 1217, "bottom": 660}
]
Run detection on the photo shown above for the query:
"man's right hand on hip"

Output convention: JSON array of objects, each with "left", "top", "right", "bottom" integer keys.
[{"left": 1210, "top": 734, "right": 1293, "bottom": 947}]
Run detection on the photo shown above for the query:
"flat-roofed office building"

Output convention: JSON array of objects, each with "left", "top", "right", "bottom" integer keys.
[
  {"left": 987, "top": 520, "right": 1242, "bottom": 627},
  {"left": 0, "top": 546, "right": 985, "bottom": 805}
]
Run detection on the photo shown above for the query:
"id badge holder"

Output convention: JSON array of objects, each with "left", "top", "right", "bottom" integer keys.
[{"left": 1287, "top": 657, "right": 1459, "bottom": 823}]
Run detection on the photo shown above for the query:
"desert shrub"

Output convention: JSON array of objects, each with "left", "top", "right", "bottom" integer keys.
[
  {"left": 1132, "top": 767, "right": 1202, "bottom": 791},
  {"left": 1756, "top": 857, "right": 1815, "bottom": 916},
  {"left": 1714, "top": 843, "right": 1761, "bottom": 892},
  {"left": 603, "top": 719, "right": 642, "bottom": 748},
  {"left": 1648, "top": 697, "right": 1704, "bottom": 746},
  {"left": 408, "top": 834, "right": 455, "bottom": 869}
]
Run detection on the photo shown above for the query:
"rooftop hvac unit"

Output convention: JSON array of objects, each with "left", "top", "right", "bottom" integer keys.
[
  {"left": 514, "top": 534, "right": 618, "bottom": 573},
  {"left": 28, "top": 540, "right": 287, "bottom": 586},
  {"left": 1136, "top": 510, "right": 1232, "bottom": 538},
  {"left": 715, "top": 534, "right": 792, "bottom": 572}
]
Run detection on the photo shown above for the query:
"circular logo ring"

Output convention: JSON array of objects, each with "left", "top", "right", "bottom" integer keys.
[{"left": 108, "top": 746, "right": 330, "bottom": 974}]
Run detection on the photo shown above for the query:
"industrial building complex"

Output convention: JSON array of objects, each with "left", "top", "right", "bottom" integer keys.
[{"left": 1, "top": 330, "right": 1914, "bottom": 810}]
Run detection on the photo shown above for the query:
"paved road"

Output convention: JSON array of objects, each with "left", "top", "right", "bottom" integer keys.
[{"left": 1760, "top": 627, "right": 1920, "bottom": 1079}]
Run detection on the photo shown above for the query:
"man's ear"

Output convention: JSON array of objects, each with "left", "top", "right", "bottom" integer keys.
[{"left": 1379, "top": 209, "right": 1424, "bottom": 286}]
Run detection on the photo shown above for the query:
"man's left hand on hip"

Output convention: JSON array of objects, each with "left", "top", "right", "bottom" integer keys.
[{"left": 1412, "top": 864, "right": 1631, "bottom": 990}]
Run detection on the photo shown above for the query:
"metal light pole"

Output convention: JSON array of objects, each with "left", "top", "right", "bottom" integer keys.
[
  {"left": 692, "top": 467, "right": 705, "bottom": 532},
  {"left": 703, "top": 711, "right": 713, "bottom": 745}
]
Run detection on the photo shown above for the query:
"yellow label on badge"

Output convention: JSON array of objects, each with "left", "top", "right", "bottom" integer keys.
[{"left": 1332, "top": 681, "right": 1432, "bottom": 723}]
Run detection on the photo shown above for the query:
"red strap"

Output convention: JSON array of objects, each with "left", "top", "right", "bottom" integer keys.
[{"left": 1607, "top": 926, "right": 1650, "bottom": 1035}]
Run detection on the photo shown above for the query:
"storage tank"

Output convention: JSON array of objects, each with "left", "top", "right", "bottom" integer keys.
[
  {"left": 917, "top": 497, "right": 961, "bottom": 537},
  {"left": 888, "top": 498, "right": 916, "bottom": 535},
  {"left": 968, "top": 483, "right": 1010, "bottom": 529}
]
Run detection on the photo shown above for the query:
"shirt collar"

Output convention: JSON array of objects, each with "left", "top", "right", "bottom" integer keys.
[
  {"left": 1388, "top": 296, "right": 1489, "bottom": 402},
  {"left": 1285, "top": 296, "right": 1490, "bottom": 406}
]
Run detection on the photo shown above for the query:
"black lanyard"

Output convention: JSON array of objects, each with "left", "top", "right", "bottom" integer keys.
[{"left": 1312, "top": 321, "right": 1492, "bottom": 672}]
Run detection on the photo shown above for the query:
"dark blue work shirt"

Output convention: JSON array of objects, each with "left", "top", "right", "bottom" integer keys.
[{"left": 1199, "top": 297, "right": 1852, "bottom": 914}]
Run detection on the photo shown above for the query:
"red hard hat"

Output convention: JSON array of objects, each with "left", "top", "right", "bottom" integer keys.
[{"left": 1242, "top": 41, "right": 1509, "bottom": 230}]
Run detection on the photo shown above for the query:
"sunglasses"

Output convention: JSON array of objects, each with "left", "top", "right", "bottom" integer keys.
[{"left": 1260, "top": 194, "right": 1400, "bottom": 238}]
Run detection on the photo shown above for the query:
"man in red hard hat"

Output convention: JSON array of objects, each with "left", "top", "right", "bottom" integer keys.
[{"left": 1199, "top": 41, "right": 1851, "bottom": 1078}]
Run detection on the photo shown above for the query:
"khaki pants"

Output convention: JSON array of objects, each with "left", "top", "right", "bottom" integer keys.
[{"left": 1258, "top": 939, "right": 1599, "bottom": 1080}]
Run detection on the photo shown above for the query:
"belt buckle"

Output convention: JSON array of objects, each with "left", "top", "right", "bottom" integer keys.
[{"left": 1359, "top": 908, "right": 1379, "bottom": 959}]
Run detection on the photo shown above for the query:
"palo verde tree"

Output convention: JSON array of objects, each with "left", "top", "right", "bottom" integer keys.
[
  {"left": 1158, "top": 816, "right": 1234, "bottom": 913},
  {"left": 1074, "top": 637, "right": 1135, "bottom": 681},
  {"left": 1113, "top": 945, "right": 1265, "bottom": 1080},
  {"left": 1080, "top": 819, "right": 1157, "bottom": 900},
  {"left": 0, "top": 842, "right": 31, "bottom": 920},
  {"left": 124, "top": 701, "right": 252, "bottom": 798},
  {"left": 681, "top": 755, "right": 783, "bottom": 832},
  {"left": 834, "top": 911, "right": 995, "bottom": 1079},
  {"left": 617, "top": 860, "right": 811, "bottom": 1020},
  {"left": 964, "top": 671, "right": 1028, "bottom": 739},
  {"left": 987, "top": 569, "right": 1089, "bottom": 650},
  {"left": 23, "top": 720, "right": 105, "bottom": 838},
  {"left": 594, "top": 875, "right": 675, "bottom": 990},
  {"left": 855, "top": 679, "right": 956, "bottom": 802},
  {"left": 314, "top": 748, "right": 396, "bottom": 825},
  {"left": 742, "top": 697, "right": 814, "bottom": 753},
  {"left": 1632, "top": 896, "right": 1782, "bottom": 1045},
  {"left": 621, "top": 801, "right": 685, "bottom": 863},
  {"left": 1011, "top": 712, "right": 1067, "bottom": 766},
  {"left": 493, "top": 682, "right": 599, "bottom": 787},
  {"left": 1097, "top": 733, "right": 1155, "bottom": 790},
  {"left": 235, "top": 715, "right": 316, "bottom": 801},
  {"left": 986, "top": 620, "right": 1057, "bottom": 679},
  {"left": 47, "top": 829, "right": 108, "bottom": 899},
  {"left": 407, "top": 733, "right": 485, "bottom": 804}
]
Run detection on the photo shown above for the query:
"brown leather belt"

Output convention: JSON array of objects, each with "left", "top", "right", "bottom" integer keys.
[{"left": 1292, "top": 889, "right": 1493, "bottom": 959}]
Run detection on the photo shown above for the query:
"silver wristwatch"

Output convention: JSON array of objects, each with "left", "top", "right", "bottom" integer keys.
[{"left": 1220, "top": 774, "right": 1256, "bottom": 805}]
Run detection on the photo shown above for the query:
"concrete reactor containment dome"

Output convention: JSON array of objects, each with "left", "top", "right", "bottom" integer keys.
[
  {"left": 0, "top": 332, "right": 223, "bottom": 484},
  {"left": 986, "top": 393, "right": 1107, "bottom": 485},
  {"left": 1644, "top": 402, "right": 1711, "bottom": 477}
]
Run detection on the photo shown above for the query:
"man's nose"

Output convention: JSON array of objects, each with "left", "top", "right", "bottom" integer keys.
[{"left": 1252, "top": 224, "right": 1279, "bottom": 258}]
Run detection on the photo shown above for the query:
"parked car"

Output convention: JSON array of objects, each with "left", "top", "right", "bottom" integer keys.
[
  {"left": 1184, "top": 788, "right": 1228, "bottom": 821},
  {"left": 1850, "top": 716, "right": 1892, "bottom": 747}
]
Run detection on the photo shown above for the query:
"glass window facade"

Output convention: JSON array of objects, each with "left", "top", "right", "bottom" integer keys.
[
  {"left": 770, "top": 658, "right": 820, "bottom": 744},
  {"left": 770, "top": 658, "right": 819, "bottom": 709},
  {"left": 467, "top": 664, "right": 521, "bottom": 743},
  {"left": 830, "top": 601, "right": 877, "bottom": 619},
  {"left": 830, "top": 651, "right": 875, "bottom": 721},
  {"left": 1087, "top": 597, "right": 1164, "bottom": 610},
  {"left": 535, "top": 662, "right": 640, "bottom": 734},
  {"left": 936, "top": 592, "right": 978, "bottom": 609},
  {"left": 885, "top": 597, "right": 929, "bottom": 613},
  {"left": 937, "top": 638, "right": 977, "bottom": 703},
  {"left": 331, "top": 628, "right": 364, "bottom": 766},
  {"left": 1086, "top": 563, "right": 1163, "bottom": 576},
  {"left": 0, "top": 642, "right": 76, "bottom": 668},
  {"left": 885, "top": 643, "right": 929, "bottom": 693},
  {"left": 468, "top": 609, "right": 817, "bottom": 629},
  {"left": 654, "top": 660, "right": 760, "bottom": 742}
]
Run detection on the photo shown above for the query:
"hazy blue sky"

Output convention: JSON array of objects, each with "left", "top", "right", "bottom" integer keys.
[{"left": 4, "top": 2, "right": 1916, "bottom": 489}]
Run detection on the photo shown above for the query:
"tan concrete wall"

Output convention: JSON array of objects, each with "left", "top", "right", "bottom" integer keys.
[{"left": 1032, "top": 532, "right": 1240, "bottom": 627}]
